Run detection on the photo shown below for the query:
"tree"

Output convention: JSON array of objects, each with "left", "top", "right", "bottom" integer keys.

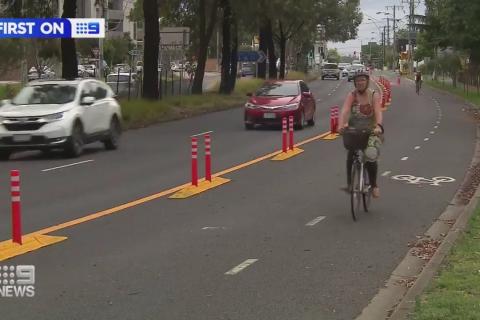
[
  {"left": 218, "top": 0, "right": 238, "bottom": 94},
  {"left": 191, "top": 0, "right": 219, "bottom": 94},
  {"left": 61, "top": 0, "right": 78, "bottom": 79},
  {"left": 327, "top": 48, "right": 341, "bottom": 63},
  {"left": 142, "top": 0, "right": 160, "bottom": 99},
  {"left": 104, "top": 35, "right": 133, "bottom": 66},
  {"left": 423, "top": 0, "right": 480, "bottom": 67}
]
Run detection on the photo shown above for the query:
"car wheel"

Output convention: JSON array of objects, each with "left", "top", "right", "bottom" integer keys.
[
  {"left": 65, "top": 122, "right": 84, "bottom": 158},
  {"left": 307, "top": 110, "right": 316, "bottom": 126},
  {"left": 0, "top": 150, "right": 11, "bottom": 161},
  {"left": 296, "top": 112, "right": 305, "bottom": 130},
  {"left": 103, "top": 117, "right": 122, "bottom": 150},
  {"left": 245, "top": 123, "right": 254, "bottom": 130}
]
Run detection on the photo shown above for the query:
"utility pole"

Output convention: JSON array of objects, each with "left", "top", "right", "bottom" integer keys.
[
  {"left": 382, "top": 26, "right": 386, "bottom": 70},
  {"left": 386, "top": 18, "right": 390, "bottom": 46},
  {"left": 386, "top": 5, "right": 403, "bottom": 70},
  {"left": 402, "top": 0, "right": 416, "bottom": 75}
]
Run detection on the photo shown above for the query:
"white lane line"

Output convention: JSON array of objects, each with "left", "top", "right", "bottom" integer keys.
[
  {"left": 430, "top": 131, "right": 435, "bottom": 134},
  {"left": 306, "top": 216, "right": 326, "bottom": 226},
  {"left": 437, "top": 121, "right": 440, "bottom": 124},
  {"left": 382, "top": 171, "right": 392, "bottom": 177},
  {"left": 424, "top": 138, "right": 430, "bottom": 141},
  {"left": 202, "top": 227, "right": 225, "bottom": 230},
  {"left": 225, "top": 259, "right": 258, "bottom": 275},
  {"left": 434, "top": 125, "right": 438, "bottom": 129},
  {"left": 42, "top": 160, "right": 94, "bottom": 172},
  {"left": 328, "top": 93, "right": 332, "bottom": 96},
  {"left": 401, "top": 157, "right": 409, "bottom": 161},
  {"left": 317, "top": 99, "right": 322, "bottom": 102},
  {"left": 414, "top": 146, "right": 421, "bottom": 150}
]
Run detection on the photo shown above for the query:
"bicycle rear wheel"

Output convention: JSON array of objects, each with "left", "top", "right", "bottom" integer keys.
[
  {"left": 362, "top": 168, "right": 372, "bottom": 212},
  {"left": 350, "top": 162, "right": 362, "bottom": 221}
]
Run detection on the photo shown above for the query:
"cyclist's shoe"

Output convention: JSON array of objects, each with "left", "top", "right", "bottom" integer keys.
[{"left": 372, "top": 187, "right": 380, "bottom": 198}]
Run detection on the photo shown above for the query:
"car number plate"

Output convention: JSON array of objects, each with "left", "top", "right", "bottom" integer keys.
[
  {"left": 13, "top": 134, "right": 31, "bottom": 142},
  {"left": 263, "top": 113, "right": 276, "bottom": 119}
]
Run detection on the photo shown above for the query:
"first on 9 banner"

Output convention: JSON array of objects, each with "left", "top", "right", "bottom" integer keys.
[{"left": 0, "top": 18, "right": 105, "bottom": 39}]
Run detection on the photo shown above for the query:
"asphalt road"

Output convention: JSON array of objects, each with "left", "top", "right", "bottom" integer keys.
[{"left": 0, "top": 73, "right": 476, "bottom": 320}]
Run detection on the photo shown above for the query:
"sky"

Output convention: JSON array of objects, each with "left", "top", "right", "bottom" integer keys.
[{"left": 328, "top": 0, "right": 426, "bottom": 56}]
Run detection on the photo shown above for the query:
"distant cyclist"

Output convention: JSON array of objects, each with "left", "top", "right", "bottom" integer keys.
[
  {"left": 415, "top": 71, "right": 423, "bottom": 94},
  {"left": 339, "top": 72, "right": 384, "bottom": 198}
]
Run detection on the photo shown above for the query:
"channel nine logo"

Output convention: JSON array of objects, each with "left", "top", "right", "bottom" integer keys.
[
  {"left": 0, "top": 18, "right": 105, "bottom": 38},
  {"left": 0, "top": 265, "right": 35, "bottom": 298}
]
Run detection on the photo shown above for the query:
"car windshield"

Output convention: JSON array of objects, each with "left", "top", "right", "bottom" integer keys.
[
  {"left": 107, "top": 75, "right": 131, "bottom": 82},
  {"left": 324, "top": 64, "right": 338, "bottom": 69},
  {"left": 11, "top": 84, "right": 77, "bottom": 105},
  {"left": 256, "top": 83, "right": 299, "bottom": 97}
]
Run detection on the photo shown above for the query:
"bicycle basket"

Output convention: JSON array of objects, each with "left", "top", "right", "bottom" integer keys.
[{"left": 342, "top": 128, "right": 371, "bottom": 151}]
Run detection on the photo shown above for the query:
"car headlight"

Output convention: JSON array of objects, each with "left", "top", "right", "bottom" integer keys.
[
  {"left": 43, "top": 112, "right": 64, "bottom": 121},
  {"left": 245, "top": 102, "right": 257, "bottom": 109},
  {"left": 284, "top": 103, "right": 299, "bottom": 111}
]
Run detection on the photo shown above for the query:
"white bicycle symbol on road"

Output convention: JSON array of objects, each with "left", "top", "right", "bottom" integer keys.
[{"left": 392, "top": 175, "right": 456, "bottom": 186}]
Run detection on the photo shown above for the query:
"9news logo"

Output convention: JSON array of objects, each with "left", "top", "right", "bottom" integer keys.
[
  {"left": 0, "top": 265, "right": 35, "bottom": 298},
  {"left": 71, "top": 19, "right": 102, "bottom": 38}
]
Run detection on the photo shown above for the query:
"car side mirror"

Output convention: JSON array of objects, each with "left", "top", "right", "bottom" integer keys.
[
  {"left": 81, "top": 96, "right": 95, "bottom": 105},
  {"left": 302, "top": 92, "right": 312, "bottom": 98},
  {"left": 246, "top": 92, "right": 253, "bottom": 97}
]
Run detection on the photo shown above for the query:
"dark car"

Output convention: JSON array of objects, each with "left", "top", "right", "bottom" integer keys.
[{"left": 244, "top": 80, "right": 316, "bottom": 130}]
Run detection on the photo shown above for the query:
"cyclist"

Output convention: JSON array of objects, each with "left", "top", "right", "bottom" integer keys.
[
  {"left": 339, "top": 72, "right": 384, "bottom": 198},
  {"left": 415, "top": 71, "right": 422, "bottom": 94}
]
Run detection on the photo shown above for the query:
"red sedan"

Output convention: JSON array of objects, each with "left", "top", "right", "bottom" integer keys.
[{"left": 244, "top": 80, "right": 316, "bottom": 130}]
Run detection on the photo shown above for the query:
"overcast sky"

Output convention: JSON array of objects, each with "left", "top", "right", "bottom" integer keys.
[{"left": 328, "top": 0, "right": 425, "bottom": 56}]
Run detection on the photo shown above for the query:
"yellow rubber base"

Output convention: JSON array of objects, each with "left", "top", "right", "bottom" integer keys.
[
  {"left": 271, "top": 148, "right": 304, "bottom": 161},
  {"left": 322, "top": 133, "right": 340, "bottom": 140},
  {"left": 169, "top": 176, "right": 231, "bottom": 199},
  {"left": 0, "top": 234, "right": 67, "bottom": 261}
]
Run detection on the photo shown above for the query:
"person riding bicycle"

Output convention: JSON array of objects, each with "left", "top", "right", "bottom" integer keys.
[
  {"left": 339, "top": 72, "right": 384, "bottom": 198},
  {"left": 415, "top": 71, "right": 423, "bottom": 93}
]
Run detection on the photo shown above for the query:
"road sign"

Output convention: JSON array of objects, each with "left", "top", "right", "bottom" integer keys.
[
  {"left": 128, "top": 49, "right": 142, "bottom": 56},
  {"left": 238, "top": 50, "right": 266, "bottom": 63}
]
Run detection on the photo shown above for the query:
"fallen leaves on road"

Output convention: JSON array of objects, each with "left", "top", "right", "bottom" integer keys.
[
  {"left": 457, "top": 162, "right": 480, "bottom": 204},
  {"left": 409, "top": 238, "right": 442, "bottom": 261},
  {"left": 395, "top": 277, "right": 417, "bottom": 289}
]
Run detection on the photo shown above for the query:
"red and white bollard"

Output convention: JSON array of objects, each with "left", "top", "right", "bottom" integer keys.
[
  {"left": 289, "top": 116, "right": 294, "bottom": 151},
  {"left": 191, "top": 137, "right": 198, "bottom": 186},
  {"left": 10, "top": 170, "right": 22, "bottom": 245},
  {"left": 282, "top": 117, "right": 288, "bottom": 153},
  {"left": 330, "top": 106, "right": 339, "bottom": 134},
  {"left": 204, "top": 133, "right": 212, "bottom": 182},
  {"left": 334, "top": 106, "right": 339, "bottom": 133}
]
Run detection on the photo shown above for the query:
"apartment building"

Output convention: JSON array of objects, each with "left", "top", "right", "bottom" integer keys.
[{"left": 58, "top": 0, "right": 137, "bottom": 40}]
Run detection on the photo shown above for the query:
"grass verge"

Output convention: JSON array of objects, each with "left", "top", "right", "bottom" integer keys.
[
  {"left": 121, "top": 78, "right": 264, "bottom": 129},
  {"left": 0, "top": 83, "right": 21, "bottom": 100},
  {"left": 411, "top": 207, "right": 480, "bottom": 319},
  {"left": 426, "top": 79, "right": 480, "bottom": 107}
]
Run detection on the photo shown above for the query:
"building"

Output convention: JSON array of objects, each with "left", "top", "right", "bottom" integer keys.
[{"left": 58, "top": 0, "right": 137, "bottom": 40}]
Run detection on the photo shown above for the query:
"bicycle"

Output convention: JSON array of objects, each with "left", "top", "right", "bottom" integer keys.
[
  {"left": 342, "top": 128, "right": 373, "bottom": 221},
  {"left": 415, "top": 80, "right": 422, "bottom": 95}
]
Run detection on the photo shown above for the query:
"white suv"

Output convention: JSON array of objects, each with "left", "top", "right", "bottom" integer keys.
[{"left": 0, "top": 79, "right": 122, "bottom": 160}]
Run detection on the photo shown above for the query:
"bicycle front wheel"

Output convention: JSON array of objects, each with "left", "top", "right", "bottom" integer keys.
[
  {"left": 362, "top": 168, "right": 372, "bottom": 212},
  {"left": 350, "top": 163, "right": 362, "bottom": 221}
]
